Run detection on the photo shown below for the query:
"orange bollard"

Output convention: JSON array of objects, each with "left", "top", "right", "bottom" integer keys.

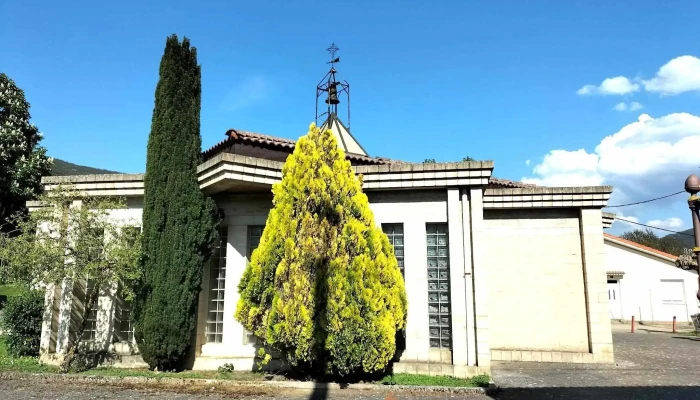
[
  {"left": 631, "top": 316, "right": 635, "bottom": 333},
  {"left": 673, "top": 316, "right": 677, "bottom": 333}
]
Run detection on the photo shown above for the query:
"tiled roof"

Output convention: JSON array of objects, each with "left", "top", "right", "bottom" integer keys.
[
  {"left": 202, "top": 129, "right": 390, "bottom": 165},
  {"left": 604, "top": 233, "right": 678, "bottom": 262},
  {"left": 488, "top": 177, "right": 537, "bottom": 188}
]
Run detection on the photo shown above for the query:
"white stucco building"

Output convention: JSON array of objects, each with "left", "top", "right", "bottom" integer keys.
[
  {"left": 32, "top": 115, "right": 617, "bottom": 377},
  {"left": 603, "top": 232, "right": 700, "bottom": 323}
]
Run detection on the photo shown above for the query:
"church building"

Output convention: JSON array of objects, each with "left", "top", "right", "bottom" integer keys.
[{"left": 35, "top": 46, "right": 614, "bottom": 378}]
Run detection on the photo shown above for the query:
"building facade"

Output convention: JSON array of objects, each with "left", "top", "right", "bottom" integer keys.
[
  {"left": 34, "top": 122, "right": 616, "bottom": 377},
  {"left": 603, "top": 232, "right": 700, "bottom": 323}
]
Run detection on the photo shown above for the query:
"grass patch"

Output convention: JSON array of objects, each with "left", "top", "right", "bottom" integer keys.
[
  {"left": 0, "top": 336, "right": 486, "bottom": 389},
  {"left": 673, "top": 330, "right": 700, "bottom": 336},
  {"left": 380, "top": 373, "right": 490, "bottom": 388},
  {"left": 0, "top": 335, "right": 57, "bottom": 373},
  {"left": 0, "top": 336, "right": 7, "bottom": 357},
  {"left": 0, "top": 284, "right": 22, "bottom": 298},
  {"left": 80, "top": 367, "right": 265, "bottom": 381}
]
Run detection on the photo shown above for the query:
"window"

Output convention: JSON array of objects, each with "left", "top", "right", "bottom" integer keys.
[
  {"left": 382, "top": 224, "right": 405, "bottom": 278},
  {"left": 244, "top": 225, "right": 264, "bottom": 345},
  {"left": 659, "top": 279, "right": 685, "bottom": 304},
  {"left": 426, "top": 223, "right": 451, "bottom": 349},
  {"left": 82, "top": 277, "right": 98, "bottom": 342},
  {"left": 247, "top": 226, "right": 263, "bottom": 259},
  {"left": 206, "top": 227, "right": 228, "bottom": 344},
  {"left": 114, "top": 296, "right": 134, "bottom": 343},
  {"left": 114, "top": 226, "right": 140, "bottom": 343}
]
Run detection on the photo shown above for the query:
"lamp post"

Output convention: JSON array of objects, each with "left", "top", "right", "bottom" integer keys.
[{"left": 685, "top": 174, "right": 700, "bottom": 301}]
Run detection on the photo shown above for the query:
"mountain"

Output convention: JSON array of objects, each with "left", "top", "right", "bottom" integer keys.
[
  {"left": 50, "top": 158, "right": 120, "bottom": 176},
  {"left": 665, "top": 228, "right": 695, "bottom": 249}
]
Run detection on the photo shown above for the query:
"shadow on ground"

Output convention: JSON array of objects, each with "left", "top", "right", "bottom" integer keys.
[
  {"left": 489, "top": 386, "right": 700, "bottom": 400},
  {"left": 671, "top": 336, "right": 700, "bottom": 342}
]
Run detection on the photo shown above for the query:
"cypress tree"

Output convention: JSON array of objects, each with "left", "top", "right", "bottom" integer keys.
[
  {"left": 236, "top": 123, "right": 407, "bottom": 376},
  {"left": 134, "top": 35, "right": 220, "bottom": 371}
]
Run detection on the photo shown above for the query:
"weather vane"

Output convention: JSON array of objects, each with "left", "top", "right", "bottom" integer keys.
[
  {"left": 326, "top": 42, "right": 340, "bottom": 64},
  {"left": 316, "top": 43, "right": 350, "bottom": 128}
]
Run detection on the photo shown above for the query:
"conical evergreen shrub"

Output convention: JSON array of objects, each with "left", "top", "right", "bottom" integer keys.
[{"left": 236, "top": 123, "right": 407, "bottom": 376}]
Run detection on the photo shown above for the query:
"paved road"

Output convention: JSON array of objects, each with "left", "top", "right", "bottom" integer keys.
[{"left": 490, "top": 328, "right": 700, "bottom": 399}]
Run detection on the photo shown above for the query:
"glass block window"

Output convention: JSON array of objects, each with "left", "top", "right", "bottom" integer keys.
[
  {"left": 247, "top": 226, "right": 264, "bottom": 259},
  {"left": 82, "top": 277, "right": 97, "bottom": 342},
  {"left": 206, "top": 227, "right": 228, "bottom": 344},
  {"left": 426, "top": 223, "right": 451, "bottom": 349},
  {"left": 382, "top": 223, "right": 405, "bottom": 278},
  {"left": 244, "top": 226, "right": 264, "bottom": 345}
]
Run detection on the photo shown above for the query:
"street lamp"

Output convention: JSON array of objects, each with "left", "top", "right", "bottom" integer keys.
[{"left": 685, "top": 174, "right": 700, "bottom": 301}]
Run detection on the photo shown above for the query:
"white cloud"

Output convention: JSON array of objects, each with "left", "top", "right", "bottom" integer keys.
[
  {"left": 577, "top": 76, "right": 640, "bottom": 96},
  {"left": 613, "top": 102, "right": 627, "bottom": 111},
  {"left": 525, "top": 159, "right": 531, "bottom": 166},
  {"left": 613, "top": 102, "right": 643, "bottom": 112},
  {"left": 647, "top": 217, "right": 684, "bottom": 230},
  {"left": 221, "top": 76, "right": 273, "bottom": 111},
  {"left": 643, "top": 55, "right": 700, "bottom": 95},
  {"left": 523, "top": 112, "right": 700, "bottom": 209},
  {"left": 614, "top": 213, "right": 640, "bottom": 228}
]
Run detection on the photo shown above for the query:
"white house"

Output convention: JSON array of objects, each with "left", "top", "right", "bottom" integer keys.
[
  {"left": 603, "top": 232, "right": 700, "bottom": 323},
  {"left": 30, "top": 58, "right": 617, "bottom": 377}
]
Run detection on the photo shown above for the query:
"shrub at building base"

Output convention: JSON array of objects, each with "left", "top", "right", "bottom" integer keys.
[
  {"left": 0, "top": 291, "right": 44, "bottom": 357},
  {"left": 235, "top": 123, "right": 407, "bottom": 377}
]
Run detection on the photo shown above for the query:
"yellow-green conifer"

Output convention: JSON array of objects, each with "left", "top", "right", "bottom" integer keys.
[{"left": 236, "top": 123, "right": 407, "bottom": 376}]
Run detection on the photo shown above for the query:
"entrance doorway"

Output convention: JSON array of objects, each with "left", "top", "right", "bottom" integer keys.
[{"left": 608, "top": 279, "right": 622, "bottom": 319}]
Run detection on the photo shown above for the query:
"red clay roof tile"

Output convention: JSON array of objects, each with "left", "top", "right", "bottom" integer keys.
[{"left": 604, "top": 233, "right": 679, "bottom": 261}]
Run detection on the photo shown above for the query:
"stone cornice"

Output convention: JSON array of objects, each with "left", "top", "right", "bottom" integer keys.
[
  {"left": 356, "top": 161, "right": 494, "bottom": 189},
  {"left": 39, "top": 157, "right": 496, "bottom": 196},
  {"left": 602, "top": 212, "right": 616, "bottom": 228},
  {"left": 42, "top": 174, "right": 145, "bottom": 197},
  {"left": 483, "top": 186, "right": 613, "bottom": 209}
]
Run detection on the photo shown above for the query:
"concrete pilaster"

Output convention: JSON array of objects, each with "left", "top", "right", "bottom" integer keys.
[
  {"left": 54, "top": 277, "right": 74, "bottom": 354},
  {"left": 40, "top": 283, "right": 58, "bottom": 354},
  {"left": 580, "top": 208, "right": 614, "bottom": 362},
  {"left": 447, "top": 189, "right": 468, "bottom": 366},
  {"left": 469, "top": 188, "right": 490, "bottom": 367},
  {"left": 95, "top": 283, "right": 117, "bottom": 351},
  {"left": 402, "top": 220, "right": 431, "bottom": 362},
  {"left": 461, "top": 190, "right": 477, "bottom": 366}
]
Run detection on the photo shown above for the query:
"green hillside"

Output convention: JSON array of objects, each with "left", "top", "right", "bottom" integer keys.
[
  {"left": 665, "top": 228, "right": 695, "bottom": 249},
  {"left": 50, "top": 158, "right": 120, "bottom": 176}
]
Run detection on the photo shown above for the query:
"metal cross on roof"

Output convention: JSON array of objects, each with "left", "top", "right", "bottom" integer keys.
[{"left": 326, "top": 42, "right": 339, "bottom": 63}]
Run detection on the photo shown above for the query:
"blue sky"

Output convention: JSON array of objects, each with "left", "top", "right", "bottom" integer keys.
[{"left": 2, "top": 0, "right": 699, "bottom": 238}]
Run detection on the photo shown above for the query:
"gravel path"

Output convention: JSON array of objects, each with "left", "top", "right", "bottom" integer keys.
[{"left": 0, "top": 379, "right": 486, "bottom": 399}]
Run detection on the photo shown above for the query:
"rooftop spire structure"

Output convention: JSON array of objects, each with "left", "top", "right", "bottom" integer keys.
[{"left": 315, "top": 43, "right": 367, "bottom": 156}]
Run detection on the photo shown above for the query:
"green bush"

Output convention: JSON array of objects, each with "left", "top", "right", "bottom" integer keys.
[{"left": 0, "top": 291, "right": 44, "bottom": 357}]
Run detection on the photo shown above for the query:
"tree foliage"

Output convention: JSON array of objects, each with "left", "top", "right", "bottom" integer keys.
[
  {"left": 0, "top": 73, "right": 52, "bottom": 232},
  {"left": 235, "top": 123, "right": 407, "bottom": 376},
  {"left": 620, "top": 229, "right": 687, "bottom": 256},
  {"left": 133, "top": 34, "right": 220, "bottom": 372},
  {"left": 0, "top": 185, "right": 142, "bottom": 369}
]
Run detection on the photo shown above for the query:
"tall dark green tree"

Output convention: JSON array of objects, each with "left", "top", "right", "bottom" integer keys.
[{"left": 134, "top": 35, "right": 220, "bottom": 371}]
